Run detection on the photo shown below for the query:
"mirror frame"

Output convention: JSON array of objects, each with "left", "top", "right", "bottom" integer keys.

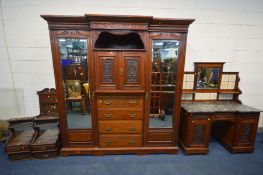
[{"left": 194, "top": 62, "right": 224, "bottom": 91}]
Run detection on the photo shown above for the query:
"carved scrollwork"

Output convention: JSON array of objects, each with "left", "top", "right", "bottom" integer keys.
[
  {"left": 192, "top": 125, "right": 205, "bottom": 144},
  {"left": 151, "top": 32, "right": 182, "bottom": 39},
  {"left": 102, "top": 59, "right": 113, "bottom": 83},
  {"left": 240, "top": 125, "right": 251, "bottom": 143},
  {"left": 56, "top": 30, "right": 89, "bottom": 37},
  {"left": 90, "top": 22, "right": 148, "bottom": 30},
  {"left": 127, "top": 59, "right": 138, "bottom": 83}
]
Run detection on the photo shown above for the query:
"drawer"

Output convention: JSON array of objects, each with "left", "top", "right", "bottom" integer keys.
[
  {"left": 98, "top": 110, "right": 143, "bottom": 120},
  {"left": 33, "top": 151, "right": 58, "bottom": 159},
  {"left": 98, "top": 120, "right": 142, "bottom": 134},
  {"left": 31, "top": 143, "right": 59, "bottom": 152},
  {"left": 100, "top": 134, "right": 142, "bottom": 147},
  {"left": 97, "top": 96, "right": 143, "bottom": 109},
  {"left": 5, "top": 145, "right": 30, "bottom": 153},
  {"left": 8, "top": 153, "right": 33, "bottom": 161}
]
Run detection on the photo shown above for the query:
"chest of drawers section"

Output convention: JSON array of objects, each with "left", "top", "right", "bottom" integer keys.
[{"left": 97, "top": 95, "right": 144, "bottom": 147}]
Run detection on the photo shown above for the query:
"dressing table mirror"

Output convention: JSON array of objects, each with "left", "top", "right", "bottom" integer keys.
[{"left": 194, "top": 62, "right": 224, "bottom": 90}]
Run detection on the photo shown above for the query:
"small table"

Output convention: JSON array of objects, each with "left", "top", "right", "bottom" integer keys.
[{"left": 179, "top": 101, "right": 261, "bottom": 154}]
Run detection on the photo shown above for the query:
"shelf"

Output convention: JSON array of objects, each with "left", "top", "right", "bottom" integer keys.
[
  {"left": 93, "top": 48, "right": 146, "bottom": 51},
  {"left": 95, "top": 90, "right": 146, "bottom": 94},
  {"left": 151, "top": 84, "right": 175, "bottom": 87},
  {"left": 151, "top": 91, "right": 175, "bottom": 94},
  {"left": 218, "top": 89, "right": 242, "bottom": 94},
  {"left": 182, "top": 89, "right": 195, "bottom": 94}
]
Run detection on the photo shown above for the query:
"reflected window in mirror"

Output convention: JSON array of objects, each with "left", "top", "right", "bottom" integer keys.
[
  {"left": 149, "top": 39, "right": 179, "bottom": 128},
  {"left": 58, "top": 38, "right": 92, "bottom": 129},
  {"left": 196, "top": 67, "right": 219, "bottom": 89}
]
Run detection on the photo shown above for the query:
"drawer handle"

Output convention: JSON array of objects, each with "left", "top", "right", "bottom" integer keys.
[
  {"left": 105, "top": 127, "right": 112, "bottom": 132},
  {"left": 48, "top": 95, "right": 50, "bottom": 98},
  {"left": 129, "top": 127, "right": 136, "bottom": 132},
  {"left": 104, "top": 100, "right": 111, "bottom": 105},
  {"left": 41, "top": 146, "right": 46, "bottom": 150},
  {"left": 105, "top": 140, "right": 112, "bottom": 145},
  {"left": 129, "top": 139, "right": 136, "bottom": 144},
  {"left": 129, "top": 100, "right": 137, "bottom": 104},
  {"left": 104, "top": 114, "right": 112, "bottom": 119},
  {"left": 43, "top": 154, "right": 49, "bottom": 158},
  {"left": 129, "top": 113, "right": 136, "bottom": 118}
]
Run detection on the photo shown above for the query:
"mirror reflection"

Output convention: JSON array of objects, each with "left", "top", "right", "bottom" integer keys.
[
  {"left": 149, "top": 40, "right": 179, "bottom": 128},
  {"left": 196, "top": 67, "right": 219, "bottom": 89},
  {"left": 58, "top": 38, "right": 92, "bottom": 129}
]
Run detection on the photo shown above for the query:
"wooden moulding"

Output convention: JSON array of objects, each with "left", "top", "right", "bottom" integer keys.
[{"left": 60, "top": 146, "right": 179, "bottom": 156}]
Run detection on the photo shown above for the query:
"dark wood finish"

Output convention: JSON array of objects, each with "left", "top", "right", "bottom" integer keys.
[
  {"left": 99, "top": 134, "right": 142, "bottom": 147},
  {"left": 179, "top": 108, "right": 260, "bottom": 154},
  {"left": 37, "top": 88, "right": 59, "bottom": 116},
  {"left": 98, "top": 109, "right": 143, "bottom": 120},
  {"left": 4, "top": 117, "right": 35, "bottom": 160},
  {"left": 41, "top": 14, "right": 194, "bottom": 155},
  {"left": 98, "top": 121, "right": 142, "bottom": 134}
]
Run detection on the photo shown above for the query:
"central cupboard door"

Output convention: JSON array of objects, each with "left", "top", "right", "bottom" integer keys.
[{"left": 94, "top": 51, "right": 145, "bottom": 90}]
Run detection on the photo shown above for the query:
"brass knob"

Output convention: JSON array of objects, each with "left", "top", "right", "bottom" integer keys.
[
  {"left": 41, "top": 146, "right": 46, "bottom": 150},
  {"left": 129, "top": 127, "right": 136, "bottom": 132},
  {"left": 48, "top": 95, "right": 50, "bottom": 98},
  {"left": 104, "top": 114, "right": 112, "bottom": 119},
  {"left": 129, "top": 113, "right": 136, "bottom": 118},
  {"left": 208, "top": 118, "right": 210, "bottom": 121},
  {"left": 129, "top": 139, "right": 136, "bottom": 144},
  {"left": 105, "top": 127, "right": 112, "bottom": 132},
  {"left": 104, "top": 100, "right": 111, "bottom": 105},
  {"left": 105, "top": 140, "right": 112, "bottom": 145}
]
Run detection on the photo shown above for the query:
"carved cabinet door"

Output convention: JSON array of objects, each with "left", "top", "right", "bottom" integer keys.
[
  {"left": 94, "top": 51, "right": 119, "bottom": 90},
  {"left": 235, "top": 116, "right": 259, "bottom": 147},
  {"left": 120, "top": 52, "right": 144, "bottom": 90},
  {"left": 94, "top": 51, "right": 145, "bottom": 90},
  {"left": 188, "top": 118, "right": 211, "bottom": 147}
]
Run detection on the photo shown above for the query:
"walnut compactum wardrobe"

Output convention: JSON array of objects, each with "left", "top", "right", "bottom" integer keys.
[{"left": 41, "top": 14, "right": 194, "bottom": 156}]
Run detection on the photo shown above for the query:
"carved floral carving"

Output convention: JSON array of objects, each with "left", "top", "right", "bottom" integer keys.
[
  {"left": 91, "top": 23, "right": 148, "bottom": 30},
  {"left": 127, "top": 59, "right": 138, "bottom": 83},
  {"left": 151, "top": 32, "right": 181, "bottom": 39}
]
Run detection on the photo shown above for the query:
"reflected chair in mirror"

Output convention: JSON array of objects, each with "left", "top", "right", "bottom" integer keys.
[{"left": 65, "top": 80, "right": 87, "bottom": 114}]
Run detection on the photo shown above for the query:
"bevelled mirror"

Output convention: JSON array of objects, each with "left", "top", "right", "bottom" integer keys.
[
  {"left": 149, "top": 39, "right": 179, "bottom": 128},
  {"left": 194, "top": 62, "right": 224, "bottom": 90},
  {"left": 58, "top": 38, "right": 92, "bottom": 129}
]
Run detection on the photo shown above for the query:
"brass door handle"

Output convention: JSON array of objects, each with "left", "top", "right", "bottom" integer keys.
[
  {"left": 119, "top": 67, "right": 124, "bottom": 76},
  {"left": 129, "top": 100, "right": 137, "bottom": 104},
  {"left": 105, "top": 140, "right": 112, "bottom": 145},
  {"left": 104, "top": 114, "right": 112, "bottom": 119},
  {"left": 129, "top": 139, "right": 136, "bottom": 144},
  {"left": 105, "top": 127, "right": 112, "bottom": 132},
  {"left": 104, "top": 100, "right": 111, "bottom": 105},
  {"left": 129, "top": 113, "right": 136, "bottom": 118},
  {"left": 129, "top": 127, "right": 136, "bottom": 132}
]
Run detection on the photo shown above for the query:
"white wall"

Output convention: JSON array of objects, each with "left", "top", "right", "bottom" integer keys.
[{"left": 0, "top": 0, "right": 263, "bottom": 126}]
